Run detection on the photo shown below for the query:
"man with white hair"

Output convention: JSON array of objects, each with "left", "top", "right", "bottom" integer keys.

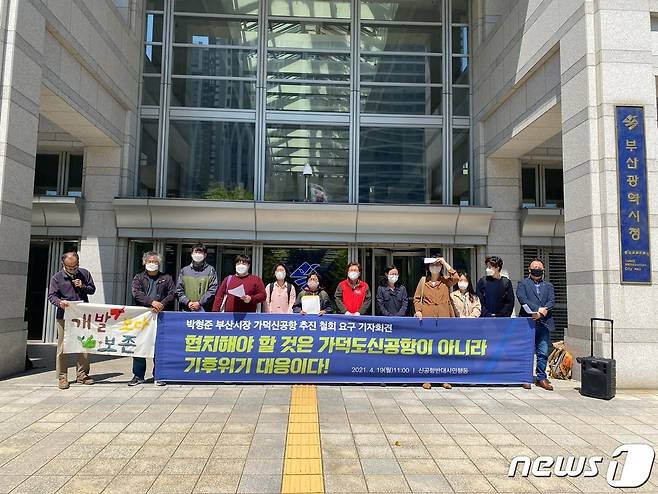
[{"left": 129, "top": 250, "right": 175, "bottom": 386}]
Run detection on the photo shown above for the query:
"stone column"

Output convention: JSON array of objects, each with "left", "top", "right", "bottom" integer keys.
[
  {"left": 560, "top": 3, "right": 658, "bottom": 387},
  {"left": 78, "top": 146, "right": 124, "bottom": 306},
  {"left": 0, "top": 0, "right": 44, "bottom": 377}
]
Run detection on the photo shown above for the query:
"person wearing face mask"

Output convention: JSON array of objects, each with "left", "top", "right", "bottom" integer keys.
[
  {"left": 516, "top": 259, "right": 556, "bottom": 391},
  {"left": 212, "top": 254, "right": 266, "bottom": 313},
  {"left": 264, "top": 263, "right": 296, "bottom": 314},
  {"left": 47, "top": 251, "right": 96, "bottom": 390},
  {"left": 175, "top": 243, "right": 218, "bottom": 312},
  {"left": 476, "top": 255, "right": 515, "bottom": 318},
  {"left": 129, "top": 251, "right": 175, "bottom": 387},
  {"left": 293, "top": 272, "right": 333, "bottom": 315},
  {"left": 450, "top": 273, "right": 481, "bottom": 318},
  {"left": 376, "top": 266, "right": 408, "bottom": 317},
  {"left": 413, "top": 256, "right": 460, "bottom": 319},
  {"left": 334, "top": 262, "right": 371, "bottom": 315}
]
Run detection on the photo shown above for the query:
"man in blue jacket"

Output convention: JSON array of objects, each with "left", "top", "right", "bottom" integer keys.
[{"left": 517, "top": 259, "right": 555, "bottom": 391}]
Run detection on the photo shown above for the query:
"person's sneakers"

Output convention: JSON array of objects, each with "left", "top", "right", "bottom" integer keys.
[
  {"left": 58, "top": 377, "right": 70, "bottom": 390},
  {"left": 536, "top": 379, "right": 554, "bottom": 391},
  {"left": 522, "top": 383, "right": 532, "bottom": 390},
  {"left": 128, "top": 376, "right": 145, "bottom": 387},
  {"left": 442, "top": 383, "right": 452, "bottom": 390},
  {"left": 76, "top": 375, "right": 95, "bottom": 385},
  {"left": 154, "top": 380, "right": 166, "bottom": 387}
]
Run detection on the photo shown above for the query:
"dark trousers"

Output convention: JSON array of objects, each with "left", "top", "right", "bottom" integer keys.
[{"left": 132, "top": 357, "right": 152, "bottom": 380}]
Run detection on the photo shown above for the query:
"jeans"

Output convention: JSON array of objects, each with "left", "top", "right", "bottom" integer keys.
[
  {"left": 535, "top": 324, "right": 551, "bottom": 381},
  {"left": 132, "top": 357, "right": 150, "bottom": 380}
]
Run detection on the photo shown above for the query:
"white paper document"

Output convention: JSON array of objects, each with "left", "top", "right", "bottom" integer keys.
[
  {"left": 228, "top": 284, "right": 246, "bottom": 298},
  {"left": 301, "top": 295, "right": 321, "bottom": 314},
  {"left": 522, "top": 304, "right": 538, "bottom": 315}
]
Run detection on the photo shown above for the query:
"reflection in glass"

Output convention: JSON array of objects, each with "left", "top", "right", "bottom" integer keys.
[
  {"left": 268, "top": 52, "right": 350, "bottom": 82},
  {"left": 361, "top": 25, "right": 442, "bottom": 53},
  {"left": 269, "top": 0, "right": 351, "bottom": 19},
  {"left": 268, "top": 21, "right": 350, "bottom": 51},
  {"left": 33, "top": 154, "right": 59, "bottom": 196},
  {"left": 143, "top": 45, "right": 162, "bottom": 74},
  {"left": 146, "top": 0, "right": 164, "bottom": 10},
  {"left": 361, "top": 0, "right": 442, "bottom": 22},
  {"left": 451, "top": 0, "right": 469, "bottom": 23},
  {"left": 171, "top": 79, "right": 256, "bottom": 109},
  {"left": 360, "top": 55, "right": 441, "bottom": 84},
  {"left": 453, "top": 86, "right": 469, "bottom": 117},
  {"left": 452, "top": 248, "right": 473, "bottom": 277},
  {"left": 544, "top": 169, "right": 564, "bottom": 208},
  {"left": 361, "top": 85, "right": 441, "bottom": 115},
  {"left": 138, "top": 120, "right": 159, "bottom": 197},
  {"left": 359, "top": 127, "right": 442, "bottom": 204},
  {"left": 174, "top": 17, "right": 258, "bottom": 46},
  {"left": 452, "top": 26, "right": 468, "bottom": 54},
  {"left": 144, "top": 14, "right": 163, "bottom": 43},
  {"left": 174, "top": 0, "right": 259, "bottom": 15},
  {"left": 142, "top": 76, "right": 161, "bottom": 106},
  {"left": 167, "top": 121, "right": 255, "bottom": 199},
  {"left": 267, "top": 83, "right": 349, "bottom": 112},
  {"left": 452, "top": 56, "right": 469, "bottom": 84},
  {"left": 452, "top": 129, "right": 470, "bottom": 205},
  {"left": 265, "top": 125, "right": 349, "bottom": 202},
  {"left": 172, "top": 47, "right": 257, "bottom": 77}
]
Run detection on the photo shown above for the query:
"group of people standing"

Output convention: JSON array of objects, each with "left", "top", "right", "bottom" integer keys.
[{"left": 48, "top": 244, "right": 556, "bottom": 392}]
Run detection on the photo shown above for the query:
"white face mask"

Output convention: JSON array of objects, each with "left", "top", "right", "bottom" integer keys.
[
  {"left": 458, "top": 281, "right": 469, "bottom": 291},
  {"left": 429, "top": 266, "right": 441, "bottom": 275},
  {"left": 348, "top": 271, "right": 359, "bottom": 280},
  {"left": 191, "top": 253, "right": 205, "bottom": 263},
  {"left": 236, "top": 264, "right": 249, "bottom": 275},
  {"left": 307, "top": 281, "right": 319, "bottom": 291},
  {"left": 387, "top": 275, "right": 399, "bottom": 284},
  {"left": 275, "top": 271, "right": 286, "bottom": 281},
  {"left": 145, "top": 263, "right": 159, "bottom": 272},
  {"left": 485, "top": 268, "right": 495, "bottom": 277}
]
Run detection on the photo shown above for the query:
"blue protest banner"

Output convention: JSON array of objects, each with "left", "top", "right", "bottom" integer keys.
[{"left": 154, "top": 313, "right": 535, "bottom": 384}]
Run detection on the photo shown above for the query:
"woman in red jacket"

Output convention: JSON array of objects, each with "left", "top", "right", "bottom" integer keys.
[
  {"left": 334, "top": 262, "right": 372, "bottom": 315},
  {"left": 212, "top": 255, "right": 266, "bottom": 313}
]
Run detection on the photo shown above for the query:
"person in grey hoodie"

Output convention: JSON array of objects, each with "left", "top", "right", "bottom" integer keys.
[{"left": 175, "top": 243, "right": 218, "bottom": 312}]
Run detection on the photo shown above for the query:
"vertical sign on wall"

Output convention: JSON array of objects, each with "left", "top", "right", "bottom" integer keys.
[{"left": 616, "top": 106, "right": 652, "bottom": 284}]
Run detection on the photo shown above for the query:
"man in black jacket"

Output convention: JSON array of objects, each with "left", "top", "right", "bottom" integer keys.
[
  {"left": 129, "top": 251, "right": 175, "bottom": 386},
  {"left": 476, "top": 255, "right": 515, "bottom": 318},
  {"left": 47, "top": 252, "right": 96, "bottom": 389}
]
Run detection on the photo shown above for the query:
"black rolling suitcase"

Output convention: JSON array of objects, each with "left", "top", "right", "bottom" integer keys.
[{"left": 577, "top": 318, "right": 616, "bottom": 400}]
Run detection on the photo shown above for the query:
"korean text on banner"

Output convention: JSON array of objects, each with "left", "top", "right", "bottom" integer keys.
[{"left": 64, "top": 303, "right": 157, "bottom": 358}]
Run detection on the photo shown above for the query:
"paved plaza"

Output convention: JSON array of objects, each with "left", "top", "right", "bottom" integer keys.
[{"left": 0, "top": 344, "right": 656, "bottom": 494}]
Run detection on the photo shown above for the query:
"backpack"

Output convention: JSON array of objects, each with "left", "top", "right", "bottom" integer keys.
[
  {"left": 547, "top": 341, "right": 573, "bottom": 380},
  {"left": 268, "top": 282, "right": 293, "bottom": 306}
]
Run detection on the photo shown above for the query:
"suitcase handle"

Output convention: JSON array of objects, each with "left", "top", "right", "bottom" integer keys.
[{"left": 590, "top": 318, "right": 613, "bottom": 360}]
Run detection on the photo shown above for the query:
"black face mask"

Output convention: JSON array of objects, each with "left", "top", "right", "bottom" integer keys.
[{"left": 530, "top": 269, "right": 544, "bottom": 278}]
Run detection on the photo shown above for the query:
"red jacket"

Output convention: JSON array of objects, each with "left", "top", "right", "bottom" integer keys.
[
  {"left": 335, "top": 279, "right": 371, "bottom": 314},
  {"left": 212, "top": 274, "right": 266, "bottom": 313}
]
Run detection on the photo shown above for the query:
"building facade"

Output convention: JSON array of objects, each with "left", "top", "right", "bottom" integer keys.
[{"left": 0, "top": 0, "right": 655, "bottom": 387}]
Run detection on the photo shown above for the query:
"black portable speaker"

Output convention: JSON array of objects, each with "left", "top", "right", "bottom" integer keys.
[{"left": 577, "top": 318, "right": 616, "bottom": 400}]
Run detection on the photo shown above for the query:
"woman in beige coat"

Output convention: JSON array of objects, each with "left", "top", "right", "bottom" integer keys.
[{"left": 450, "top": 273, "right": 482, "bottom": 318}]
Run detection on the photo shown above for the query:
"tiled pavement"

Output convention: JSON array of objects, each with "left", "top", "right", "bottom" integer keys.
[{"left": 0, "top": 344, "right": 657, "bottom": 493}]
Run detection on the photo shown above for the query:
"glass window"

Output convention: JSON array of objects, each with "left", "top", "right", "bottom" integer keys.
[
  {"left": 265, "top": 124, "right": 349, "bottom": 203},
  {"left": 269, "top": 0, "right": 351, "bottom": 19},
  {"left": 268, "top": 21, "right": 350, "bottom": 51},
  {"left": 451, "top": 0, "right": 469, "bottom": 23},
  {"left": 146, "top": 0, "right": 164, "bottom": 10},
  {"left": 521, "top": 167, "right": 537, "bottom": 208},
  {"left": 33, "top": 154, "right": 59, "bottom": 196},
  {"left": 138, "top": 120, "right": 159, "bottom": 197},
  {"left": 360, "top": 25, "right": 442, "bottom": 53},
  {"left": 452, "top": 26, "right": 468, "bottom": 55},
  {"left": 67, "top": 155, "right": 83, "bottom": 197},
  {"left": 167, "top": 121, "right": 255, "bottom": 199},
  {"left": 172, "top": 47, "right": 257, "bottom": 77},
  {"left": 267, "top": 52, "right": 351, "bottom": 82},
  {"left": 143, "top": 45, "right": 163, "bottom": 74},
  {"left": 452, "top": 56, "right": 469, "bottom": 84},
  {"left": 359, "top": 127, "right": 442, "bottom": 204},
  {"left": 267, "top": 82, "right": 350, "bottom": 112},
  {"left": 452, "top": 129, "right": 469, "bottom": 205},
  {"left": 171, "top": 78, "right": 256, "bottom": 109},
  {"left": 174, "top": 0, "right": 259, "bottom": 15},
  {"left": 452, "top": 248, "right": 473, "bottom": 277},
  {"left": 360, "top": 55, "right": 441, "bottom": 84},
  {"left": 544, "top": 168, "right": 564, "bottom": 208},
  {"left": 361, "top": 85, "right": 442, "bottom": 115},
  {"left": 142, "top": 76, "right": 161, "bottom": 106},
  {"left": 361, "top": 0, "right": 442, "bottom": 22},
  {"left": 144, "top": 13, "right": 163, "bottom": 43},
  {"left": 262, "top": 247, "right": 349, "bottom": 297},
  {"left": 174, "top": 17, "right": 258, "bottom": 46},
  {"left": 453, "top": 86, "right": 469, "bottom": 117}
]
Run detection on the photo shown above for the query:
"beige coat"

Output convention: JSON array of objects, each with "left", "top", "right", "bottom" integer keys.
[
  {"left": 413, "top": 270, "right": 459, "bottom": 317},
  {"left": 450, "top": 290, "right": 482, "bottom": 318}
]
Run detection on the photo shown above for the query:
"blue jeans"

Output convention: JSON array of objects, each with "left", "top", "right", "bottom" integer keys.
[
  {"left": 535, "top": 324, "right": 551, "bottom": 381},
  {"left": 132, "top": 357, "right": 150, "bottom": 380}
]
